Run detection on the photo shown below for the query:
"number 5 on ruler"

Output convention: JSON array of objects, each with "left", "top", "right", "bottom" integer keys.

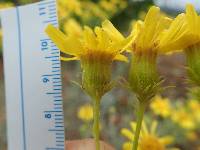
[{"left": 1, "top": 0, "right": 65, "bottom": 150}]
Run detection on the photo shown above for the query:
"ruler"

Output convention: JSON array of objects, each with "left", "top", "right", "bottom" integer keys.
[{"left": 1, "top": 0, "right": 65, "bottom": 150}]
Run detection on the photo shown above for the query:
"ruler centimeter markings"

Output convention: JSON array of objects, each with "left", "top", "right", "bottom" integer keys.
[{"left": 1, "top": 0, "right": 65, "bottom": 150}]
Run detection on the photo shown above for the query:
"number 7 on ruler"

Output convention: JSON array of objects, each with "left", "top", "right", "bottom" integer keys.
[{"left": 1, "top": 0, "right": 65, "bottom": 150}]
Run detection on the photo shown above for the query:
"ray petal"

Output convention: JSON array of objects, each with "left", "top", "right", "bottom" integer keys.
[{"left": 45, "top": 24, "right": 83, "bottom": 56}]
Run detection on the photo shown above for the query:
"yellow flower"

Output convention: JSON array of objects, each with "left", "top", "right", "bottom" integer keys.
[
  {"left": 45, "top": 20, "right": 131, "bottom": 150},
  {"left": 187, "top": 99, "right": 200, "bottom": 123},
  {"left": 159, "top": 4, "right": 200, "bottom": 52},
  {"left": 45, "top": 20, "right": 131, "bottom": 98},
  {"left": 122, "top": 142, "right": 132, "bottom": 150},
  {"left": 150, "top": 95, "right": 172, "bottom": 118},
  {"left": 171, "top": 108, "right": 195, "bottom": 130},
  {"left": 99, "top": 0, "right": 127, "bottom": 15},
  {"left": 81, "top": 2, "right": 108, "bottom": 20},
  {"left": 77, "top": 104, "right": 93, "bottom": 122},
  {"left": 186, "top": 131, "right": 198, "bottom": 141},
  {"left": 129, "top": 6, "right": 172, "bottom": 54},
  {"left": 121, "top": 121, "right": 176, "bottom": 150},
  {"left": 127, "top": 8, "right": 171, "bottom": 149},
  {"left": 158, "top": 4, "right": 200, "bottom": 85},
  {"left": 128, "top": 6, "right": 172, "bottom": 104},
  {"left": 58, "top": 0, "right": 82, "bottom": 18}
]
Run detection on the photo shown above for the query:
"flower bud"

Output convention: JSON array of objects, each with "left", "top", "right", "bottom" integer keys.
[
  {"left": 81, "top": 52, "right": 114, "bottom": 100},
  {"left": 128, "top": 52, "right": 161, "bottom": 103}
]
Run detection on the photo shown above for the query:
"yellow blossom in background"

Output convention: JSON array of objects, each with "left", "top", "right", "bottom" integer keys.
[
  {"left": 187, "top": 99, "right": 200, "bottom": 123},
  {"left": 57, "top": 0, "right": 107, "bottom": 21},
  {"left": 77, "top": 104, "right": 93, "bottom": 122},
  {"left": 171, "top": 108, "right": 195, "bottom": 130},
  {"left": 99, "top": 0, "right": 127, "bottom": 15},
  {"left": 121, "top": 121, "right": 176, "bottom": 150},
  {"left": 81, "top": 1, "right": 108, "bottom": 21},
  {"left": 186, "top": 131, "right": 198, "bottom": 141},
  {"left": 150, "top": 95, "right": 172, "bottom": 118},
  {"left": 57, "top": 0, "right": 127, "bottom": 26},
  {"left": 57, "top": 0, "right": 82, "bottom": 18}
]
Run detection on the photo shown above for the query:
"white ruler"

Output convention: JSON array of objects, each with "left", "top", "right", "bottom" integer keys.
[{"left": 1, "top": 0, "right": 65, "bottom": 150}]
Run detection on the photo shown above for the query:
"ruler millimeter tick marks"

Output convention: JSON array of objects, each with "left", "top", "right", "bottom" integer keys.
[{"left": 1, "top": 0, "right": 65, "bottom": 150}]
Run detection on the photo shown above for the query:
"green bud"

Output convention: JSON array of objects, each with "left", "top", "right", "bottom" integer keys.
[
  {"left": 128, "top": 52, "right": 161, "bottom": 103},
  {"left": 185, "top": 44, "right": 200, "bottom": 86},
  {"left": 81, "top": 53, "right": 114, "bottom": 100}
]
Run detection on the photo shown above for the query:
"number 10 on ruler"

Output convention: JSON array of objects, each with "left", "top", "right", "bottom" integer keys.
[{"left": 1, "top": 0, "right": 65, "bottom": 150}]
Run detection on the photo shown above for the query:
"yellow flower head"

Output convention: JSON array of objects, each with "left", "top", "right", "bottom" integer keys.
[
  {"left": 121, "top": 120, "right": 176, "bottom": 150},
  {"left": 130, "top": 6, "right": 172, "bottom": 54},
  {"left": 187, "top": 99, "right": 200, "bottom": 123},
  {"left": 77, "top": 104, "right": 93, "bottom": 122},
  {"left": 150, "top": 95, "right": 172, "bottom": 118},
  {"left": 58, "top": 0, "right": 82, "bottom": 18},
  {"left": 186, "top": 131, "right": 198, "bottom": 141},
  {"left": 171, "top": 108, "right": 195, "bottom": 130},
  {"left": 128, "top": 6, "right": 172, "bottom": 103},
  {"left": 99, "top": 0, "right": 127, "bottom": 15},
  {"left": 159, "top": 4, "right": 200, "bottom": 52},
  {"left": 45, "top": 20, "right": 131, "bottom": 98},
  {"left": 168, "top": 5, "right": 200, "bottom": 85}
]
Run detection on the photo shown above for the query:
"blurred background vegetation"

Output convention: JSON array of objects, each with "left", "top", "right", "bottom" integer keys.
[{"left": 0, "top": 0, "right": 200, "bottom": 150}]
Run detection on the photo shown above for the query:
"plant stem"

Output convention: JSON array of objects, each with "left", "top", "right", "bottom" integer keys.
[
  {"left": 132, "top": 103, "right": 146, "bottom": 150},
  {"left": 93, "top": 97, "right": 100, "bottom": 150}
]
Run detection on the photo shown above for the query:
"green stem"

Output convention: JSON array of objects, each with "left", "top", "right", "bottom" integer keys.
[
  {"left": 93, "top": 97, "right": 100, "bottom": 150},
  {"left": 132, "top": 103, "right": 146, "bottom": 150}
]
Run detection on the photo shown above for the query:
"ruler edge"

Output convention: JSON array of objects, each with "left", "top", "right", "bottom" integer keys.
[{"left": 0, "top": 0, "right": 66, "bottom": 150}]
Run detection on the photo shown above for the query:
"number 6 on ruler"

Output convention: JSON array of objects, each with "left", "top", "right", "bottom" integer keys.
[{"left": 1, "top": 0, "right": 65, "bottom": 150}]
